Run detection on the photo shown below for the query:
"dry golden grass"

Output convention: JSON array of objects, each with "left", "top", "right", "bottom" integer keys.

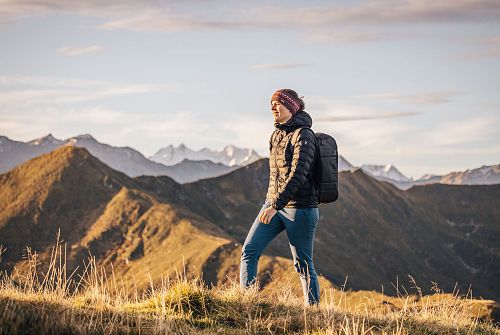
[{"left": 0, "top": 235, "right": 498, "bottom": 335}]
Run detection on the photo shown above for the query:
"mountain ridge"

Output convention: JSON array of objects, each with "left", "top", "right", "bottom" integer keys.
[
  {"left": 1, "top": 132, "right": 498, "bottom": 189},
  {"left": 0, "top": 134, "right": 240, "bottom": 183}
]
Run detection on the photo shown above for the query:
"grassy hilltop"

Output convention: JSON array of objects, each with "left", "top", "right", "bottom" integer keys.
[{"left": 0, "top": 237, "right": 498, "bottom": 335}]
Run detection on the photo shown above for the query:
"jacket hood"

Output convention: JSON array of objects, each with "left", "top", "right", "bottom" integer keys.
[{"left": 274, "top": 110, "right": 312, "bottom": 132}]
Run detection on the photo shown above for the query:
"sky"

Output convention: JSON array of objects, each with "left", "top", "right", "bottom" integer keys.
[{"left": 0, "top": 0, "right": 499, "bottom": 179}]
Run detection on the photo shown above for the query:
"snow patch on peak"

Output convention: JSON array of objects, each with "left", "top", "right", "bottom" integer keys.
[
  {"left": 225, "top": 145, "right": 235, "bottom": 156},
  {"left": 150, "top": 143, "right": 261, "bottom": 167},
  {"left": 28, "top": 133, "right": 62, "bottom": 145},
  {"left": 361, "top": 163, "right": 411, "bottom": 182}
]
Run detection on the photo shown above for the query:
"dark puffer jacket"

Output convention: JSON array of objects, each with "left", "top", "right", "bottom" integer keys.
[{"left": 266, "top": 110, "right": 318, "bottom": 210}]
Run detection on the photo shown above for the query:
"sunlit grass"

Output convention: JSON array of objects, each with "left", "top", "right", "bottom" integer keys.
[{"left": 0, "top": 234, "right": 498, "bottom": 335}]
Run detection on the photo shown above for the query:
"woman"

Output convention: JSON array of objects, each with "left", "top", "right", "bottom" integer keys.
[{"left": 240, "top": 88, "right": 320, "bottom": 306}]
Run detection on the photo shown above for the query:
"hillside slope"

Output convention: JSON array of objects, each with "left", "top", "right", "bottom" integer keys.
[{"left": 0, "top": 146, "right": 334, "bottom": 296}]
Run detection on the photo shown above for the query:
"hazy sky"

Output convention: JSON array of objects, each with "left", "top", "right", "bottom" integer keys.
[{"left": 0, "top": 0, "right": 499, "bottom": 179}]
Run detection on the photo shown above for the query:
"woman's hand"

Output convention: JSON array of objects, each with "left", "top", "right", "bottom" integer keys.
[{"left": 259, "top": 206, "right": 278, "bottom": 224}]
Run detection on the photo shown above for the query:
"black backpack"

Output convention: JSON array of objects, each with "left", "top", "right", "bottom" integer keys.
[{"left": 291, "top": 127, "right": 339, "bottom": 203}]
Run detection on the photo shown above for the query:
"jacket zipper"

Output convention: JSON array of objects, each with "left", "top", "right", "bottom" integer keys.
[{"left": 274, "top": 131, "right": 280, "bottom": 200}]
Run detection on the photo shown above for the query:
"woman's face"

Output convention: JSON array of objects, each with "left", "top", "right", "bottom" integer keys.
[{"left": 271, "top": 100, "right": 293, "bottom": 124}]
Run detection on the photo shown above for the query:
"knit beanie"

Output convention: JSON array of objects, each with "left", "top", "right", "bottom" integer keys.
[{"left": 271, "top": 89, "right": 302, "bottom": 115}]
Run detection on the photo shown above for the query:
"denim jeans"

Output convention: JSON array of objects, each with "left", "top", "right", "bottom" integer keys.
[{"left": 240, "top": 200, "right": 321, "bottom": 305}]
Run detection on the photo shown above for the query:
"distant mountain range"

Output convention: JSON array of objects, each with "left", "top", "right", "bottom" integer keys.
[
  {"left": 0, "top": 133, "right": 498, "bottom": 188},
  {"left": 360, "top": 164, "right": 500, "bottom": 190},
  {"left": 416, "top": 165, "right": 500, "bottom": 185},
  {"left": 0, "top": 134, "right": 241, "bottom": 183},
  {"left": 1, "top": 145, "right": 499, "bottom": 302},
  {"left": 149, "top": 143, "right": 261, "bottom": 166}
]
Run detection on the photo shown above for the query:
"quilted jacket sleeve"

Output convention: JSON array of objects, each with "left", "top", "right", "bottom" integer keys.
[{"left": 270, "top": 128, "right": 316, "bottom": 210}]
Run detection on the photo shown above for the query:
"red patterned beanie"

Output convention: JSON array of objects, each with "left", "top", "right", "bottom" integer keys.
[{"left": 271, "top": 89, "right": 302, "bottom": 115}]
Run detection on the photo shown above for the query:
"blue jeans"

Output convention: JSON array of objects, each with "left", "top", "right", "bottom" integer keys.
[{"left": 240, "top": 200, "right": 320, "bottom": 305}]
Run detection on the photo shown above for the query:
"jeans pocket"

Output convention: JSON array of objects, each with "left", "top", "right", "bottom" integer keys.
[{"left": 302, "top": 208, "right": 319, "bottom": 226}]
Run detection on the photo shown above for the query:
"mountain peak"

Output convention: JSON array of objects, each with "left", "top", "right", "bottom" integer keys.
[
  {"left": 74, "top": 133, "right": 96, "bottom": 140},
  {"left": 51, "top": 145, "right": 93, "bottom": 163},
  {"left": 360, "top": 163, "right": 411, "bottom": 183},
  {"left": 9, "top": 145, "right": 128, "bottom": 191},
  {"left": 5, "top": 145, "right": 88, "bottom": 182},
  {"left": 28, "top": 133, "right": 62, "bottom": 145}
]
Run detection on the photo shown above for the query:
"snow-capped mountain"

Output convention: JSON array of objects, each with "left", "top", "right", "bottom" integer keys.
[
  {"left": 149, "top": 143, "right": 261, "bottom": 167},
  {"left": 416, "top": 165, "right": 500, "bottom": 186},
  {"left": 360, "top": 163, "right": 412, "bottom": 183},
  {"left": 0, "top": 134, "right": 236, "bottom": 183},
  {"left": 339, "top": 155, "right": 357, "bottom": 172},
  {"left": 27, "top": 133, "right": 64, "bottom": 146},
  {"left": 358, "top": 162, "right": 500, "bottom": 190}
]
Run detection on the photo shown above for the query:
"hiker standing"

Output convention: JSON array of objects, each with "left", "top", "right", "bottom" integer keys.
[{"left": 240, "top": 88, "right": 321, "bottom": 306}]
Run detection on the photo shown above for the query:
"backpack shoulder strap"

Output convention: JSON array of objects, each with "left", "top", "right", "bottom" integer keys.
[
  {"left": 290, "top": 127, "right": 318, "bottom": 164},
  {"left": 291, "top": 127, "right": 314, "bottom": 147}
]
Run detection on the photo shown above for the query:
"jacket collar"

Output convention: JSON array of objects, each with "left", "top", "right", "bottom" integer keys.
[{"left": 274, "top": 110, "right": 313, "bottom": 133}]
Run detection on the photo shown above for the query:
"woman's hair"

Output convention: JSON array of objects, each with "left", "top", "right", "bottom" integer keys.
[{"left": 281, "top": 89, "right": 305, "bottom": 112}]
